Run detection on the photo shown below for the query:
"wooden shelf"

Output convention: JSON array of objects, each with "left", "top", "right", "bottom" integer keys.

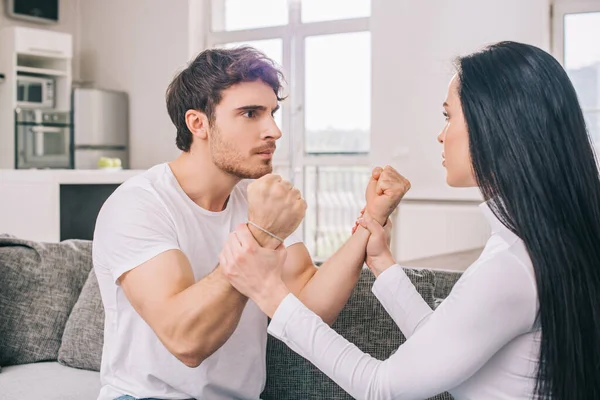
[{"left": 16, "top": 66, "right": 67, "bottom": 77}]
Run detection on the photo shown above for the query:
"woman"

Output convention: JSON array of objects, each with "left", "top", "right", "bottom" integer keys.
[{"left": 219, "top": 41, "right": 600, "bottom": 399}]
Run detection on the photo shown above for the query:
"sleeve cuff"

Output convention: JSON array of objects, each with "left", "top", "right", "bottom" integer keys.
[
  {"left": 267, "top": 293, "right": 304, "bottom": 338},
  {"left": 111, "top": 245, "right": 180, "bottom": 284},
  {"left": 372, "top": 263, "right": 409, "bottom": 297}
]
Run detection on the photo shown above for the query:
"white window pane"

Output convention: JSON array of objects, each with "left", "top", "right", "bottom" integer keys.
[
  {"left": 212, "top": 0, "right": 288, "bottom": 32},
  {"left": 305, "top": 32, "right": 370, "bottom": 154},
  {"left": 584, "top": 111, "right": 600, "bottom": 143},
  {"left": 564, "top": 12, "right": 600, "bottom": 142},
  {"left": 222, "top": 39, "right": 283, "bottom": 66},
  {"left": 272, "top": 165, "right": 294, "bottom": 181},
  {"left": 221, "top": 39, "right": 284, "bottom": 129},
  {"left": 303, "top": 166, "right": 371, "bottom": 259},
  {"left": 302, "top": 0, "right": 370, "bottom": 23}
]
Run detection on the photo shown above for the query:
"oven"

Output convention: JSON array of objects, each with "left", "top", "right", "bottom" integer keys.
[{"left": 15, "top": 108, "right": 72, "bottom": 169}]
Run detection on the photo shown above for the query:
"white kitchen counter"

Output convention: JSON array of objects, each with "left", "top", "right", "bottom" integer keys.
[
  {"left": 0, "top": 168, "right": 145, "bottom": 184},
  {"left": 0, "top": 169, "right": 484, "bottom": 202},
  {"left": 0, "top": 169, "right": 488, "bottom": 259},
  {"left": 0, "top": 169, "right": 145, "bottom": 243}
]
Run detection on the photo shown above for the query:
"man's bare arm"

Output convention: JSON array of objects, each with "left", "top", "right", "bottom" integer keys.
[
  {"left": 119, "top": 247, "right": 247, "bottom": 368},
  {"left": 248, "top": 223, "right": 370, "bottom": 325}
]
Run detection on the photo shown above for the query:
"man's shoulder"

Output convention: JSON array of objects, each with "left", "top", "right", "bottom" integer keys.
[
  {"left": 123, "top": 163, "right": 169, "bottom": 189},
  {"left": 99, "top": 164, "right": 171, "bottom": 218}
]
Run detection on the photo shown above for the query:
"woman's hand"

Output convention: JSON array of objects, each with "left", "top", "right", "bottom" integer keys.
[
  {"left": 219, "top": 224, "right": 290, "bottom": 317},
  {"left": 359, "top": 217, "right": 396, "bottom": 277}
]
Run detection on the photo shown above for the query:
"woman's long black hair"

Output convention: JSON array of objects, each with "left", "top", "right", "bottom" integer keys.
[{"left": 456, "top": 41, "right": 600, "bottom": 399}]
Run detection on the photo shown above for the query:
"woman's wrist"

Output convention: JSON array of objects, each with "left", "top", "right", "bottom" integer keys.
[
  {"left": 369, "top": 253, "right": 396, "bottom": 277},
  {"left": 255, "top": 280, "right": 290, "bottom": 318}
]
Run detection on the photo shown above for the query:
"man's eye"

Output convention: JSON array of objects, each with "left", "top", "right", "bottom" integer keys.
[{"left": 243, "top": 111, "right": 256, "bottom": 119}]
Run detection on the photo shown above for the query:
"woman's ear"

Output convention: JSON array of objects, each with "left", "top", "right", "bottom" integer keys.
[{"left": 185, "top": 110, "right": 210, "bottom": 140}]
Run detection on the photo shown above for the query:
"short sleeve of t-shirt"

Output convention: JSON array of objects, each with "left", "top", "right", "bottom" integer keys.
[{"left": 92, "top": 185, "right": 180, "bottom": 284}]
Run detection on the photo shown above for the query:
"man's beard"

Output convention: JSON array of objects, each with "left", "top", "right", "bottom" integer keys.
[{"left": 209, "top": 124, "right": 273, "bottom": 179}]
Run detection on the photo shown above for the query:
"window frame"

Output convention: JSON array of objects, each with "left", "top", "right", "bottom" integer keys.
[
  {"left": 552, "top": 0, "right": 600, "bottom": 152},
  {"left": 206, "top": 1, "right": 371, "bottom": 181},
  {"left": 206, "top": 1, "right": 372, "bottom": 259},
  {"left": 552, "top": 1, "right": 600, "bottom": 64}
]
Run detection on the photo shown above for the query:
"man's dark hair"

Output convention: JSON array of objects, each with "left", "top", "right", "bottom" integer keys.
[{"left": 166, "top": 47, "right": 285, "bottom": 152}]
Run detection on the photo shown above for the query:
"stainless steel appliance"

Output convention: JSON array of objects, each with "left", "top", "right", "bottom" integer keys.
[
  {"left": 17, "top": 75, "right": 55, "bottom": 109},
  {"left": 72, "top": 88, "right": 129, "bottom": 169},
  {"left": 15, "top": 108, "right": 71, "bottom": 169}
]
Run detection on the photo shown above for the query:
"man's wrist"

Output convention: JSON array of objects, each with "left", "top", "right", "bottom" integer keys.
[
  {"left": 374, "top": 214, "right": 388, "bottom": 226},
  {"left": 212, "top": 266, "right": 249, "bottom": 300},
  {"left": 247, "top": 223, "right": 283, "bottom": 249},
  {"left": 362, "top": 210, "right": 387, "bottom": 227}
]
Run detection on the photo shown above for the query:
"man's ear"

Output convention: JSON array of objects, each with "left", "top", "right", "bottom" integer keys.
[{"left": 185, "top": 110, "right": 210, "bottom": 140}]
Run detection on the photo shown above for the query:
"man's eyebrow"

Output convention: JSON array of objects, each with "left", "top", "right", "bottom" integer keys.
[
  {"left": 235, "top": 105, "right": 280, "bottom": 113},
  {"left": 443, "top": 102, "right": 449, "bottom": 107},
  {"left": 235, "top": 105, "right": 268, "bottom": 112}
]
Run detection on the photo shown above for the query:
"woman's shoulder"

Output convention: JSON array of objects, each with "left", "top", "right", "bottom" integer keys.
[{"left": 459, "top": 240, "right": 538, "bottom": 310}]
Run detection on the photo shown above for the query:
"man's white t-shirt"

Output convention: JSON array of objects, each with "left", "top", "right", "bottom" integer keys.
[{"left": 92, "top": 163, "right": 302, "bottom": 400}]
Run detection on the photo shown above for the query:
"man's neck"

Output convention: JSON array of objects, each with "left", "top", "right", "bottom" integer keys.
[{"left": 169, "top": 152, "right": 240, "bottom": 212}]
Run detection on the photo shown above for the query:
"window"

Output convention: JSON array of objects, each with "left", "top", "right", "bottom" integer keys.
[
  {"left": 553, "top": 1, "right": 600, "bottom": 144},
  {"left": 211, "top": 0, "right": 288, "bottom": 31},
  {"left": 304, "top": 31, "right": 371, "bottom": 154},
  {"left": 208, "top": 0, "right": 371, "bottom": 260}
]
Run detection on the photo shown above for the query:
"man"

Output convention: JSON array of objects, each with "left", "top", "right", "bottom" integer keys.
[{"left": 93, "top": 46, "right": 406, "bottom": 400}]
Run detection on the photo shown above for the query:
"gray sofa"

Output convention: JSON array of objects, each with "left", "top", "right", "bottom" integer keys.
[{"left": 0, "top": 235, "right": 462, "bottom": 400}]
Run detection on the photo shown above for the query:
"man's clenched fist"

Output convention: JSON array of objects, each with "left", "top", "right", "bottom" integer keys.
[
  {"left": 247, "top": 174, "right": 307, "bottom": 249},
  {"left": 365, "top": 165, "right": 411, "bottom": 225}
]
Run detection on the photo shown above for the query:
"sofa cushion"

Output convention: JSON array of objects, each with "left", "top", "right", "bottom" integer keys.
[
  {"left": 40, "top": 258, "right": 458, "bottom": 400},
  {"left": 262, "top": 266, "right": 453, "bottom": 400},
  {"left": 0, "top": 361, "right": 100, "bottom": 400},
  {"left": 432, "top": 269, "right": 463, "bottom": 308},
  {"left": 0, "top": 235, "right": 93, "bottom": 367},
  {"left": 58, "top": 268, "right": 105, "bottom": 371}
]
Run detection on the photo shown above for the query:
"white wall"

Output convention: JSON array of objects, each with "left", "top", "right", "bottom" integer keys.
[
  {"left": 78, "top": 0, "right": 193, "bottom": 169},
  {"left": 370, "top": 0, "right": 551, "bottom": 260},
  {"left": 0, "top": 0, "right": 81, "bottom": 79},
  {"left": 371, "top": 0, "right": 551, "bottom": 190}
]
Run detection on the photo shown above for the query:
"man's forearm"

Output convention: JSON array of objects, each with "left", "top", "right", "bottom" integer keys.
[
  {"left": 297, "top": 226, "right": 371, "bottom": 325},
  {"left": 247, "top": 221, "right": 371, "bottom": 325},
  {"left": 160, "top": 267, "right": 248, "bottom": 367}
]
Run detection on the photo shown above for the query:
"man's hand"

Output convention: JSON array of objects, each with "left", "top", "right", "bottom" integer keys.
[
  {"left": 219, "top": 224, "right": 290, "bottom": 317},
  {"left": 247, "top": 174, "right": 307, "bottom": 249},
  {"left": 365, "top": 165, "right": 411, "bottom": 225}
]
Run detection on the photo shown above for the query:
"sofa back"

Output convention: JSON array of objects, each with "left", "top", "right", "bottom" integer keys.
[
  {"left": 262, "top": 267, "right": 459, "bottom": 400},
  {"left": 0, "top": 235, "right": 92, "bottom": 368}
]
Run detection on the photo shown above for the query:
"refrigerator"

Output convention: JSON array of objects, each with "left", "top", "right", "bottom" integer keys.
[{"left": 72, "top": 88, "right": 129, "bottom": 169}]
